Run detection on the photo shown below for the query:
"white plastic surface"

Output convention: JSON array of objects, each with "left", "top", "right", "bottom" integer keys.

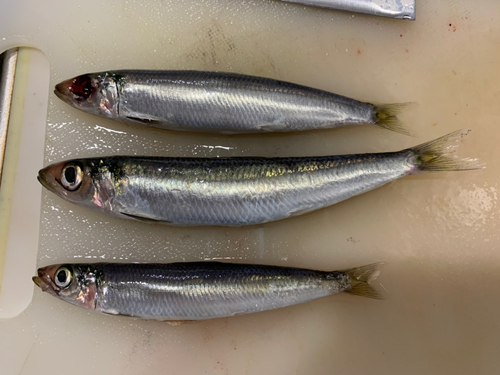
[
  {"left": 1, "top": 0, "right": 500, "bottom": 374},
  {"left": 0, "top": 48, "right": 48, "bottom": 318}
]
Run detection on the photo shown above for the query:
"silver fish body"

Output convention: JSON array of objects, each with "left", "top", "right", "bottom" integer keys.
[
  {"left": 54, "top": 70, "right": 409, "bottom": 134},
  {"left": 38, "top": 153, "right": 411, "bottom": 226},
  {"left": 96, "top": 154, "right": 410, "bottom": 226},
  {"left": 37, "top": 130, "right": 479, "bottom": 227},
  {"left": 32, "top": 262, "right": 382, "bottom": 321}
]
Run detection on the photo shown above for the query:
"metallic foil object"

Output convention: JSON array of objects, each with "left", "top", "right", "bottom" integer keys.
[
  {"left": 282, "top": 0, "right": 416, "bottom": 20},
  {"left": 0, "top": 48, "right": 18, "bottom": 183}
]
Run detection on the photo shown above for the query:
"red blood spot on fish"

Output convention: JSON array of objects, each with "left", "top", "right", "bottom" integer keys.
[
  {"left": 405, "top": 49, "right": 409, "bottom": 53},
  {"left": 70, "top": 75, "right": 94, "bottom": 101},
  {"left": 357, "top": 49, "right": 361, "bottom": 55},
  {"left": 400, "top": 34, "right": 403, "bottom": 37}
]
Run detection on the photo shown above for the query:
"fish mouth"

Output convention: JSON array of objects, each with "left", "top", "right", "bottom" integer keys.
[
  {"left": 38, "top": 164, "right": 68, "bottom": 197},
  {"left": 37, "top": 172, "right": 51, "bottom": 190},
  {"left": 54, "top": 80, "right": 75, "bottom": 106},
  {"left": 53, "top": 87, "right": 65, "bottom": 100},
  {"left": 31, "top": 264, "right": 61, "bottom": 297},
  {"left": 32, "top": 267, "right": 60, "bottom": 297},
  {"left": 32, "top": 276, "right": 52, "bottom": 292},
  {"left": 32, "top": 276, "right": 43, "bottom": 288}
]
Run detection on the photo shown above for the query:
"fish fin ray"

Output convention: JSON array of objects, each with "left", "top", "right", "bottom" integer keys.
[
  {"left": 287, "top": 206, "right": 318, "bottom": 217},
  {"left": 374, "top": 102, "right": 415, "bottom": 136},
  {"left": 120, "top": 212, "right": 172, "bottom": 224},
  {"left": 126, "top": 116, "right": 162, "bottom": 125},
  {"left": 343, "top": 262, "right": 384, "bottom": 300},
  {"left": 410, "top": 129, "right": 484, "bottom": 172},
  {"left": 103, "top": 313, "right": 196, "bottom": 325}
]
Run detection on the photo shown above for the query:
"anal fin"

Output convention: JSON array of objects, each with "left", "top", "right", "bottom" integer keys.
[{"left": 287, "top": 206, "right": 318, "bottom": 218}]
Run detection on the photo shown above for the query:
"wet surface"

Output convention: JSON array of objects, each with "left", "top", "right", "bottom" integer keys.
[{"left": 1, "top": 0, "right": 500, "bottom": 374}]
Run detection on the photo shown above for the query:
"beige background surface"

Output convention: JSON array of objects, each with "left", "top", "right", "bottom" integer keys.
[{"left": 0, "top": 0, "right": 499, "bottom": 373}]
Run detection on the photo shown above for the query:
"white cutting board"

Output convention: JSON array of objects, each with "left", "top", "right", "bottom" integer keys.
[{"left": 1, "top": 0, "right": 500, "bottom": 374}]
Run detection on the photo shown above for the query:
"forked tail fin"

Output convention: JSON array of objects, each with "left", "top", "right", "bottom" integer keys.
[
  {"left": 344, "top": 262, "right": 384, "bottom": 300},
  {"left": 410, "top": 129, "right": 483, "bottom": 172},
  {"left": 374, "top": 102, "right": 414, "bottom": 136}
]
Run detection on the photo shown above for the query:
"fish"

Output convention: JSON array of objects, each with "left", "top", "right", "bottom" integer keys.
[
  {"left": 37, "top": 130, "right": 481, "bottom": 227},
  {"left": 32, "top": 261, "right": 383, "bottom": 321},
  {"left": 54, "top": 70, "right": 411, "bottom": 135}
]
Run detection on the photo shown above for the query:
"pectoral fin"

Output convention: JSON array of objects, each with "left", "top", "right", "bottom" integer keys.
[
  {"left": 120, "top": 212, "right": 173, "bottom": 224},
  {"left": 126, "top": 116, "right": 162, "bottom": 125}
]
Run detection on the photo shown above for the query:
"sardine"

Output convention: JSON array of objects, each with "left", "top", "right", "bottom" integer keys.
[
  {"left": 37, "top": 130, "right": 480, "bottom": 227},
  {"left": 32, "top": 261, "right": 383, "bottom": 321},
  {"left": 54, "top": 70, "right": 411, "bottom": 134}
]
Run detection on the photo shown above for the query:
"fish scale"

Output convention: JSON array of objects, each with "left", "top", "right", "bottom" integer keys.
[
  {"left": 91, "top": 154, "right": 403, "bottom": 226},
  {"left": 38, "top": 130, "right": 480, "bottom": 226},
  {"left": 95, "top": 263, "right": 346, "bottom": 320},
  {"left": 33, "top": 261, "right": 383, "bottom": 320},
  {"left": 54, "top": 70, "right": 411, "bottom": 134}
]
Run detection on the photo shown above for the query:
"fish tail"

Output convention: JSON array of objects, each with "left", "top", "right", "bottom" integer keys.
[
  {"left": 410, "top": 129, "right": 483, "bottom": 172},
  {"left": 343, "top": 262, "right": 384, "bottom": 300},
  {"left": 374, "top": 102, "right": 414, "bottom": 136}
]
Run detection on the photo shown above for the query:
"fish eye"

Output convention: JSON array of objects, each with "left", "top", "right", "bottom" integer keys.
[
  {"left": 61, "top": 163, "right": 83, "bottom": 191},
  {"left": 70, "top": 74, "right": 94, "bottom": 101},
  {"left": 54, "top": 267, "right": 72, "bottom": 288}
]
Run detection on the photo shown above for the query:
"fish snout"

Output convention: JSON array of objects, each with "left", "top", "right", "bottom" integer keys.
[
  {"left": 32, "top": 276, "right": 42, "bottom": 287},
  {"left": 54, "top": 79, "right": 75, "bottom": 104},
  {"left": 32, "top": 275, "right": 52, "bottom": 292},
  {"left": 32, "top": 265, "right": 63, "bottom": 295},
  {"left": 37, "top": 163, "right": 68, "bottom": 196}
]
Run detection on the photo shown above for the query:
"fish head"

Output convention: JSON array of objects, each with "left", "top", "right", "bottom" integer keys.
[
  {"left": 38, "top": 159, "right": 117, "bottom": 214},
  {"left": 54, "top": 73, "right": 120, "bottom": 118},
  {"left": 32, "top": 264, "right": 98, "bottom": 310}
]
